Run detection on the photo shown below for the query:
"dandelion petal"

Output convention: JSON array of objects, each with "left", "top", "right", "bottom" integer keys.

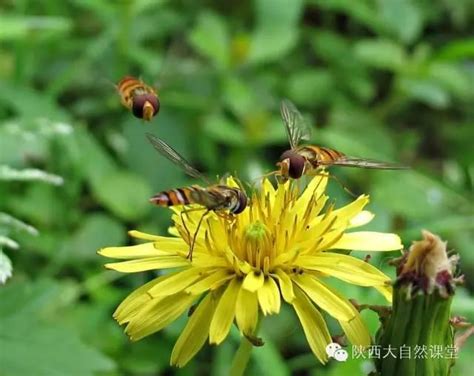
[
  {"left": 299, "top": 253, "right": 391, "bottom": 286},
  {"left": 340, "top": 309, "right": 371, "bottom": 347},
  {"left": 126, "top": 293, "right": 196, "bottom": 341},
  {"left": 257, "top": 277, "right": 281, "bottom": 315},
  {"left": 171, "top": 294, "right": 216, "bottom": 367},
  {"left": 99, "top": 242, "right": 176, "bottom": 259},
  {"left": 209, "top": 278, "right": 240, "bottom": 344},
  {"left": 331, "top": 231, "right": 403, "bottom": 251},
  {"left": 114, "top": 276, "right": 167, "bottom": 324},
  {"left": 105, "top": 256, "right": 189, "bottom": 273},
  {"left": 374, "top": 284, "right": 393, "bottom": 302},
  {"left": 331, "top": 195, "right": 369, "bottom": 224},
  {"left": 242, "top": 271, "right": 264, "bottom": 292},
  {"left": 349, "top": 210, "right": 374, "bottom": 228},
  {"left": 292, "top": 288, "right": 331, "bottom": 364},
  {"left": 147, "top": 267, "right": 210, "bottom": 297},
  {"left": 293, "top": 274, "right": 356, "bottom": 321},
  {"left": 236, "top": 286, "right": 258, "bottom": 335},
  {"left": 185, "top": 269, "right": 234, "bottom": 295},
  {"left": 293, "top": 174, "right": 328, "bottom": 214},
  {"left": 273, "top": 269, "right": 295, "bottom": 302}
]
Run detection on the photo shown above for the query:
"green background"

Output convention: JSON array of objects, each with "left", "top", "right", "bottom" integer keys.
[{"left": 0, "top": 0, "right": 473, "bottom": 375}]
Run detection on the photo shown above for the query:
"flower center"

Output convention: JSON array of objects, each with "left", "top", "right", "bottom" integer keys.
[
  {"left": 238, "top": 220, "right": 273, "bottom": 273},
  {"left": 245, "top": 220, "right": 269, "bottom": 242}
]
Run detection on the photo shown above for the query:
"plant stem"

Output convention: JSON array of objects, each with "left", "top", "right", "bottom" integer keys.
[{"left": 230, "top": 336, "right": 254, "bottom": 376}]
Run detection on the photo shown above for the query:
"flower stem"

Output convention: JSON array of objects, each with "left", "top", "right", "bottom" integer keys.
[{"left": 230, "top": 336, "right": 254, "bottom": 376}]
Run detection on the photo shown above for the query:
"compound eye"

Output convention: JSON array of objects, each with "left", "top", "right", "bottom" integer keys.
[
  {"left": 132, "top": 94, "right": 160, "bottom": 119},
  {"left": 279, "top": 149, "right": 293, "bottom": 162},
  {"left": 232, "top": 192, "right": 247, "bottom": 214},
  {"left": 288, "top": 155, "right": 305, "bottom": 179}
]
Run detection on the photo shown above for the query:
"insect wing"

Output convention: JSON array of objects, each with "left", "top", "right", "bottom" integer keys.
[
  {"left": 280, "top": 99, "right": 312, "bottom": 149},
  {"left": 146, "top": 133, "right": 205, "bottom": 179},
  {"left": 325, "top": 155, "right": 409, "bottom": 169}
]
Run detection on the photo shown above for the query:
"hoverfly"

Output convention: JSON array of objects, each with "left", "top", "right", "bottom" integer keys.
[
  {"left": 146, "top": 133, "right": 248, "bottom": 259},
  {"left": 116, "top": 76, "right": 160, "bottom": 121},
  {"left": 276, "top": 99, "right": 408, "bottom": 182}
]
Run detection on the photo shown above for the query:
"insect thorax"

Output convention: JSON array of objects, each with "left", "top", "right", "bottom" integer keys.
[{"left": 131, "top": 86, "right": 153, "bottom": 96}]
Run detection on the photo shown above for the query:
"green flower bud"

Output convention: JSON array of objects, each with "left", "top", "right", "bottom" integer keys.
[{"left": 375, "top": 231, "right": 461, "bottom": 376}]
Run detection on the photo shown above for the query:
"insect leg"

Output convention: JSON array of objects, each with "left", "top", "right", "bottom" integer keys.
[
  {"left": 252, "top": 169, "right": 281, "bottom": 185},
  {"left": 188, "top": 209, "right": 210, "bottom": 261},
  {"left": 179, "top": 207, "right": 207, "bottom": 246},
  {"left": 309, "top": 170, "right": 357, "bottom": 198},
  {"left": 215, "top": 211, "right": 235, "bottom": 222}
]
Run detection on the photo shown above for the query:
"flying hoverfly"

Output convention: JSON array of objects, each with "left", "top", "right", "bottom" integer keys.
[
  {"left": 146, "top": 133, "right": 248, "bottom": 259},
  {"left": 276, "top": 99, "right": 408, "bottom": 182},
  {"left": 116, "top": 76, "right": 160, "bottom": 121}
]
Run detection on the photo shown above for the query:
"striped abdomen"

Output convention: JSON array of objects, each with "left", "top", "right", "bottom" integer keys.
[
  {"left": 150, "top": 187, "right": 196, "bottom": 207},
  {"left": 150, "top": 185, "right": 248, "bottom": 214}
]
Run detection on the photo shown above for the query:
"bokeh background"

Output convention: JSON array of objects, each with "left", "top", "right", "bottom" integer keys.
[{"left": 1, "top": 0, "right": 473, "bottom": 375}]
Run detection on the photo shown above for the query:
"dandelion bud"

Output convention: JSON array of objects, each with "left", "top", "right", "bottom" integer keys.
[
  {"left": 397, "top": 230, "right": 458, "bottom": 298},
  {"left": 376, "top": 230, "right": 461, "bottom": 376}
]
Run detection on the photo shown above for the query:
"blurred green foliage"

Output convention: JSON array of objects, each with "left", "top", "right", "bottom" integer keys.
[{"left": 0, "top": 0, "right": 473, "bottom": 375}]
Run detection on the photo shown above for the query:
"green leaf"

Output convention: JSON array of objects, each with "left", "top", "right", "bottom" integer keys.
[
  {"left": 0, "top": 15, "right": 72, "bottom": 41},
  {"left": 0, "top": 212, "right": 39, "bottom": 236},
  {"left": 354, "top": 39, "right": 406, "bottom": 71},
  {"left": 401, "top": 215, "right": 474, "bottom": 240},
  {"left": 399, "top": 78, "right": 450, "bottom": 108},
  {"left": 91, "top": 171, "right": 152, "bottom": 221},
  {"left": 0, "top": 279, "right": 60, "bottom": 317},
  {"left": 203, "top": 112, "right": 245, "bottom": 147},
  {"left": 311, "top": 0, "right": 383, "bottom": 34},
  {"left": 0, "top": 281, "right": 115, "bottom": 376},
  {"left": 287, "top": 69, "right": 334, "bottom": 106},
  {"left": 222, "top": 77, "right": 256, "bottom": 119},
  {"left": 1, "top": 326, "right": 115, "bottom": 376},
  {"left": 249, "top": 0, "right": 303, "bottom": 63},
  {"left": 452, "top": 288, "right": 474, "bottom": 319},
  {"left": 0, "top": 236, "right": 19, "bottom": 250},
  {"left": 6, "top": 184, "right": 67, "bottom": 228},
  {"left": 0, "top": 83, "right": 70, "bottom": 120},
  {"left": 378, "top": 0, "right": 423, "bottom": 44},
  {"left": 310, "top": 31, "right": 351, "bottom": 63},
  {"left": 73, "top": 128, "right": 117, "bottom": 184},
  {"left": 120, "top": 339, "right": 169, "bottom": 374},
  {"left": 435, "top": 38, "right": 474, "bottom": 61},
  {"left": 0, "top": 249, "right": 13, "bottom": 284},
  {"left": 0, "top": 165, "right": 63, "bottom": 185},
  {"left": 428, "top": 63, "right": 471, "bottom": 97},
  {"left": 189, "top": 11, "right": 229, "bottom": 69},
  {"left": 64, "top": 213, "right": 126, "bottom": 260},
  {"left": 372, "top": 171, "right": 473, "bottom": 220},
  {"left": 322, "top": 109, "right": 398, "bottom": 159}
]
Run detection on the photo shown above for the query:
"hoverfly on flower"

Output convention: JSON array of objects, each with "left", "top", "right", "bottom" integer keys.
[
  {"left": 276, "top": 100, "right": 408, "bottom": 181},
  {"left": 116, "top": 76, "right": 160, "bottom": 121},
  {"left": 146, "top": 133, "right": 248, "bottom": 259}
]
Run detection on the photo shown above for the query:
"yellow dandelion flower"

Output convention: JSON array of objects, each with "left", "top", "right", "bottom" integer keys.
[{"left": 99, "top": 175, "right": 402, "bottom": 367}]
